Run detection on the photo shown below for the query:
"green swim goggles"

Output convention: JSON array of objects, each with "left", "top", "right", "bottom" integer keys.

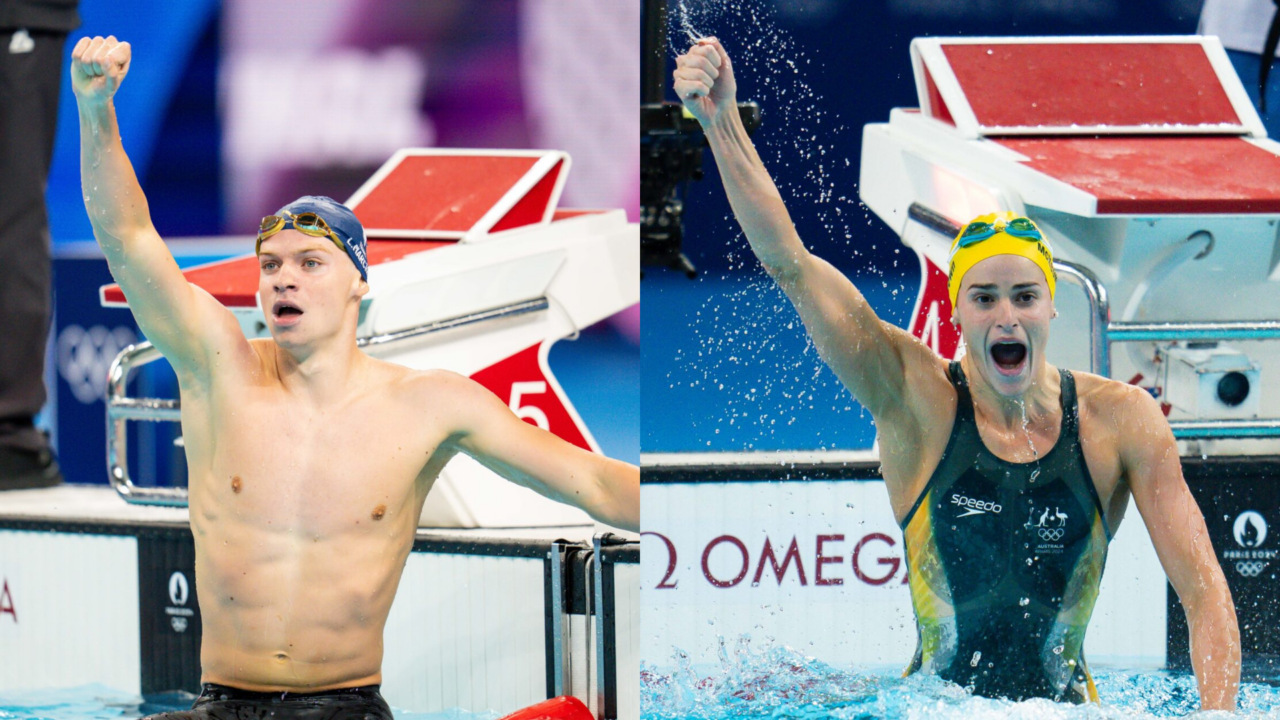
[{"left": 955, "top": 216, "right": 1044, "bottom": 249}]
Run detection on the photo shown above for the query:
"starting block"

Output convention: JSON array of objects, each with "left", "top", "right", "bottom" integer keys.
[
  {"left": 861, "top": 36, "right": 1280, "bottom": 439},
  {"left": 101, "top": 149, "right": 638, "bottom": 527}
]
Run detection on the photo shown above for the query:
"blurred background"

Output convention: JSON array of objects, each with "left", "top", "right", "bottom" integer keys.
[
  {"left": 42, "top": 0, "right": 640, "bottom": 488},
  {"left": 641, "top": 0, "right": 1205, "bottom": 454}
]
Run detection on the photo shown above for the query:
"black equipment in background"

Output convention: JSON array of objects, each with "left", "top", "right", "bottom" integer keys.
[{"left": 641, "top": 0, "right": 761, "bottom": 278}]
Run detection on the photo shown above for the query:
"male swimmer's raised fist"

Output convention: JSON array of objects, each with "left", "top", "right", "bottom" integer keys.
[
  {"left": 71, "top": 36, "right": 132, "bottom": 103},
  {"left": 674, "top": 38, "right": 737, "bottom": 126}
]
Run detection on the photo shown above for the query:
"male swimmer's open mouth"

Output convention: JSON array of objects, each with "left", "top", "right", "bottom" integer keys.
[
  {"left": 990, "top": 339, "right": 1028, "bottom": 377},
  {"left": 272, "top": 300, "right": 304, "bottom": 324}
]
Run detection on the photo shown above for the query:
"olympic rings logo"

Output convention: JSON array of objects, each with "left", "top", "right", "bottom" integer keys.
[
  {"left": 1236, "top": 561, "right": 1270, "bottom": 578},
  {"left": 56, "top": 324, "right": 137, "bottom": 404},
  {"left": 1038, "top": 527, "right": 1065, "bottom": 542}
]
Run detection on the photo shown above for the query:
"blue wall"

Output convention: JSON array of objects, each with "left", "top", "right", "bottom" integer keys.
[
  {"left": 642, "top": 0, "right": 1204, "bottom": 453},
  {"left": 47, "top": 0, "right": 221, "bottom": 244}
]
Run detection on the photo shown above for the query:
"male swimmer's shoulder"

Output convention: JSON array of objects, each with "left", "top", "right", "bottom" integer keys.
[
  {"left": 182, "top": 336, "right": 270, "bottom": 391},
  {"left": 389, "top": 368, "right": 482, "bottom": 407}
]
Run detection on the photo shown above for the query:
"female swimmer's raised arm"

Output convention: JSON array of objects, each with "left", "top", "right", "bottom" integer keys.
[
  {"left": 674, "top": 38, "right": 919, "bottom": 419},
  {"left": 73, "top": 35, "right": 247, "bottom": 383},
  {"left": 426, "top": 371, "right": 639, "bottom": 531}
]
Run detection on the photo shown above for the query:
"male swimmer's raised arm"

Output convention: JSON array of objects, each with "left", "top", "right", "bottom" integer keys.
[
  {"left": 73, "top": 36, "right": 247, "bottom": 380},
  {"left": 1118, "top": 385, "right": 1239, "bottom": 711},
  {"left": 674, "top": 39, "right": 915, "bottom": 418},
  {"left": 431, "top": 372, "right": 639, "bottom": 531}
]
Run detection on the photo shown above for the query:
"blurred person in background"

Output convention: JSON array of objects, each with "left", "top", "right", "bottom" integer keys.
[
  {"left": 1201, "top": 0, "right": 1280, "bottom": 130},
  {"left": 0, "top": 0, "right": 79, "bottom": 489}
]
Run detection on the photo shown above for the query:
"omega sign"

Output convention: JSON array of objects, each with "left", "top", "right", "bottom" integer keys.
[
  {"left": 643, "top": 531, "right": 907, "bottom": 589},
  {"left": 0, "top": 578, "right": 15, "bottom": 623}
]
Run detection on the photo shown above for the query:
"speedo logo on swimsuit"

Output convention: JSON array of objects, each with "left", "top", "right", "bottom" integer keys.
[{"left": 951, "top": 493, "right": 1002, "bottom": 517}]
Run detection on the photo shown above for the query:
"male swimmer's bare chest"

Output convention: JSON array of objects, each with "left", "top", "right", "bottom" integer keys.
[
  {"left": 180, "top": 346, "right": 445, "bottom": 538},
  {"left": 176, "top": 345, "right": 455, "bottom": 687}
]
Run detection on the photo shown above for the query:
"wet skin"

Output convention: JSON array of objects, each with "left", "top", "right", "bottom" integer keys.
[
  {"left": 675, "top": 36, "right": 1239, "bottom": 709},
  {"left": 188, "top": 232, "right": 445, "bottom": 689},
  {"left": 73, "top": 34, "right": 639, "bottom": 691},
  {"left": 184, "top": 334, "right": 448, "bottom": 689},
  {"left": 876, "top": 256, "right": 1132, "bottom": 529},
  {"left": 124, "top": 232, "right": 632, "bottom": 690}
]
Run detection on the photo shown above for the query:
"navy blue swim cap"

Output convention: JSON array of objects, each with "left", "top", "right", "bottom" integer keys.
[{"left": 275, "top": 196, "right": 369, "bottom": 281}]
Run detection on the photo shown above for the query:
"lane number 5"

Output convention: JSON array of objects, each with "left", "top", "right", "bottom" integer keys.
[{"left": 510, "top": 381, "right": 550, "bottom": 430}]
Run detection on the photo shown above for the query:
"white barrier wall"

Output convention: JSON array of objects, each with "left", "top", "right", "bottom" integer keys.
[
  {"left": 0, "top": 530, "right": 141, "bottom": 692},
  {"left": 641, "top": 480, "right": 1167, "bottom": 670},
  {"left": 615, "top": 563, "right": 640, "bottom": 720},
  {"left": 383, "top": 552, "right": 548, "bottom": 714},
  {"left": 0, "top": 488, "right": 634, "bottom": 719}
]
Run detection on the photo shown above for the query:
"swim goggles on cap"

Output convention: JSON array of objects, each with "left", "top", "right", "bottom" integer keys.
[
  {"left": 946, "top": 212, "right": 1056, "bottom": 307},
  {"left": 255, "top": 211, "right": 345, "bottom": 255},
  {"left": 953, "top": 216, "right": 1044, "bottom": 251}
]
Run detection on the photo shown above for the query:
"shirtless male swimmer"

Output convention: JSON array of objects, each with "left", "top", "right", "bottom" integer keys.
[
  {"left": 674, "top": 38, "right": 1240, "bottom": 710},
  {"left": 73, "top": 36, "right": 639, "bottom": 719}
]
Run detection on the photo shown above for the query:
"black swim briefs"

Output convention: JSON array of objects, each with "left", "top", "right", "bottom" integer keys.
[{"left": 142, "top": 683, "right": 395, "bottom": 720}]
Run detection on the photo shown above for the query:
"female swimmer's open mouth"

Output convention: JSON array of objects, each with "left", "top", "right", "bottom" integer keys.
[{"left": 990, "top": 341, "right": 1027, "bottom": 376}]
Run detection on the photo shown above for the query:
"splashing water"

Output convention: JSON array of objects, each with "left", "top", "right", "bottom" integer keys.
[
  {"left": 676, "top": 0, "right": 705, "bottom": 45},
  {"left": 665, "top": 1, "right": 917, "bottom": 447},
  {"left": 642, "top": 637, "right": 1280, "bottom": 719},
  {"left": 667, "top": 0, "right": 879, "bottom": 269}
]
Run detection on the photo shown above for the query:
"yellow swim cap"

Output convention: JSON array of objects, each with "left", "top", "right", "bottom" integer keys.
[{"left": 947, "top": 211, "right": 1056, "bottom": 309}]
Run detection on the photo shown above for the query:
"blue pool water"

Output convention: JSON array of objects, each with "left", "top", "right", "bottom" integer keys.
[
  {"left": 641, "top": 638, "right": 1280, "bottom": 719},
  {"left": 0, "top": 685, "right": 498, "bottom": 720}
]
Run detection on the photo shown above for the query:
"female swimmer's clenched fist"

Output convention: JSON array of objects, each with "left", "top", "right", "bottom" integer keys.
[
  {"left": 673, "top": 37, "right": 737, "bottom": 127},
  {"left": 71, "top": 36, "right": 132, "bottom": 103}
]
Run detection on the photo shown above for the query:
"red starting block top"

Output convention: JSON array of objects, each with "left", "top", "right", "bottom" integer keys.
[
  {"left": 997, "top": 136, "right": 1280, "bottom": 214},
  {"left": 101, "top": 149, "right": 596, "bottom": 308},
  {"left": 911, "top": 36, "right": 1264, "bottom": 138},
  {"left": 348, "top": 149, "right": 570, "bottom": 239},
  {"left": 906, "top": 37, "right": 1280, "bottom": 214},
  {"left": 100, "top": 210, "right": 602, "bottom": 309}
]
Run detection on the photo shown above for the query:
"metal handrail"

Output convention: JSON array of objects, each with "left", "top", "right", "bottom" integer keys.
[
  {"left": 1106, "top": 321, "right": 1280, "bottom": 343},
  {"left": 105, "top": 298, "right": 549, "bottom": 506},
  {"left": 1051, "top": 259, "right": 1109, "bottom": 378},
  {"left": 907, "top": 202, "right": 1280, "bottom": 441}
]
